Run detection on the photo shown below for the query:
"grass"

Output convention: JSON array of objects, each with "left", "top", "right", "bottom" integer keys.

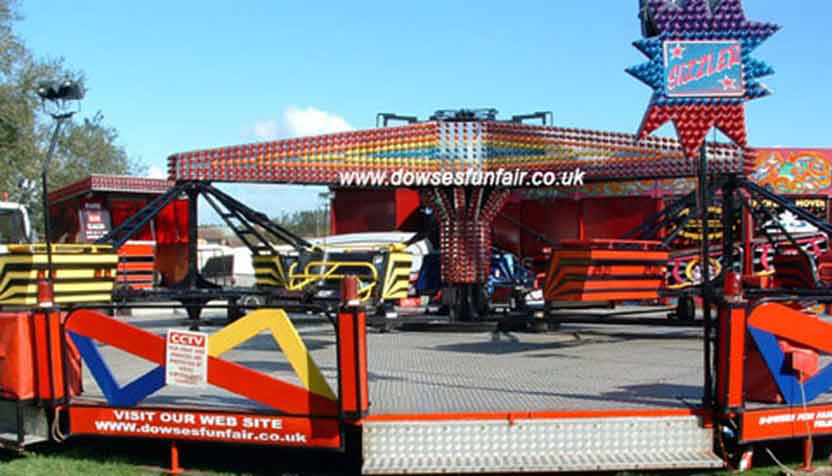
[
  {"left": 0, "top": 448, "right": 154, "bottom": 476},
  {"left": 0, "top": 438, "right": 350, "bottom": 476},
  {"left": 0, "top": 438, "right": 827, "bottom": 476},
  {"left": 0, "top": 444, "right": 158, "bottom": 476}
]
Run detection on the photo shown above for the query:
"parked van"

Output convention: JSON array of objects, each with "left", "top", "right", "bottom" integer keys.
[{"left": 200, "top": 246, "right": 255, "bottom": 287}]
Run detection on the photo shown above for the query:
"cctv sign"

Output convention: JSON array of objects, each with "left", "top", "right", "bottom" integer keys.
[{"left": 165, "top": 330, "right": 208, "bottom": 388}]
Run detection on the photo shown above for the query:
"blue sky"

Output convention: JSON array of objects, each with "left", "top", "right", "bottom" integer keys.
[{"left": 16, "top": 1, "right": 832, "bottom": 219}]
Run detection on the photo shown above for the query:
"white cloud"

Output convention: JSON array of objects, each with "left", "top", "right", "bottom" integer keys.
[
  {"left": 252, "top": 119, "right": 279, "bottom": 141},
  {"left": 147, "top": 164, "right": 167, "bottom": 179},
  {"left": 282, "top": 106, "right": 353, "bottom": 137},
  {"left": 249, "top": 106, "right": 352, "bottom": 142}
]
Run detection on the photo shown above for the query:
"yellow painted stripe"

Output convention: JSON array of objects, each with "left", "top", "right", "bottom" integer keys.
[
  {"left": 53, "top": 282, "right": 115, "bottom": 292},
  {"left": 56, "top": 293, "right": 114, "bottom": 303},
  {"left": 0, "top": 270, "right": 115, "bottom": 293},
  {"left": 207, "top": 309, "right": 335, "bottom": 400},
  {"left": 0, "top": 254, "right": 119, "bottom": 265},
  {"left": 0, "top": 249, "right": 117, "bottom": 304},
  {"left": 0, "top": 283, "right": 114, "bottom": 302}
]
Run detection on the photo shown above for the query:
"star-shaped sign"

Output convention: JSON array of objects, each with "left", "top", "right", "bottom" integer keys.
[
  {"left": 720, "top": 75, "right": 737, "bottom": 91},
  {"left": 627, "top": 0, "right": 779, "bottom": 157},
  {"left": 670, "top": 43, "right": 685, "bottom": 59}
]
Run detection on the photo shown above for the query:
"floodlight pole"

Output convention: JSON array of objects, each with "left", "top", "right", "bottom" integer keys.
[
  {"left": 37, "top": 79, "right": 84, "bottom": 298},
  {"left": 41, "top": 111, "right": 73, "bottom": 284},
  {"left": 698, "top": 143, "right": 713, "bottom": 407}
]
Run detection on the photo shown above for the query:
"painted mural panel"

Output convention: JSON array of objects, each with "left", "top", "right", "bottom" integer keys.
[
  {"left": 520, "top": 148, "right": 832, "bottom": 199},
  {"left": 749, "top": 148, "right": 832, "bottom": 194}
]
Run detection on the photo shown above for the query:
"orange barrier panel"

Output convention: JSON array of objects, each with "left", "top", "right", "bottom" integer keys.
[
  {"left": 0, "top": 312, "right": 33, "bottom": 400},
  {"left": 338, "top": 278, "right": 368, "bottom": 420},
  {"left": 716, "top": 305, "right": 746, "bottom": 409},
  {"left": 0, "top": 311, "right": 81, "bottom": 401},
  {"left": 117, "top": 241, "right": 156, "bottom": 290},
  {"left": 338, "top": 307, "right": 368, "bottom": 419},
  {"left": 544, "top": 239, "right": 668, "bottom": 302}
]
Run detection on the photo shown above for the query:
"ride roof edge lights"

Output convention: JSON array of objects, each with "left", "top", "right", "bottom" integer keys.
[{"left": 168, "top": 121, "right": 753, "bottom": 186}]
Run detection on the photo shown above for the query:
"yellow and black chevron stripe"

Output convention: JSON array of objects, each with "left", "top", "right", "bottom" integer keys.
[
  {"left": 253, "top": 245, "right": 413, "bottom": 304},
  {"left": 0, "top": 244, "right": 118, "bottom": 306},
  {"left": 381, "top": 247, "right": 412, "bottom": 301},
  {"left": 253, "top": 254, "right": 290, "bottom": 289}
]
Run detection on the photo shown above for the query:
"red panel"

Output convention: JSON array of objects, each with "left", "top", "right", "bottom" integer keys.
[
  {"left": 33, "top": 313, "right": 53, "bottom": 400},
  {"left": 496, "top": 199, "right": 579, "bottom": 258},
  {"left": 394, "top": 188, "right": 421, "bottom": 231},
  {"left": 741, "top": 403, "right": 832, "bottom": 442},
  {"left": 338, "top": 309, "right": 368, "bottom": 418},
  {"left": 65, "top": 309, "right": 166, "bottom": 365},
  {"left": 744, "top": 343, "right": 781, "bottom": 403},
  {"left": 748, "top": 303, "right": 832, "bottom": 354},
  {"left": 154, "top": 199, "right": 189, "bottom": 245},
  {"left": 66, "top": 309, "right": 338, "bottom": 416},
  {"left": 544, "top": 246, "right": 668, "bottom": 302},
  {"left": 332, "top": 191, "right": 658, "bottom": 261},
  {"left": 582, "top": 197, "right": 660, "bottom": 239},
  {"left": 207, "top": 357, "right": 339, "bottom": 417},
  {"left": 716, "top": 305, "right": 746, "bottom": 408},
  {"left": 0, "top": 312, "right": 35, "bottom": 400},
  {"left": 118, "top": 242, "right": 156, "bottom": 290},
  {"left": 332, "top": 189, "right": 397, "bottom": 234},
  {"left": 364, "top": 407, "right": 710, "bottom": 422},
  {"left": 109, "top": 197, "right": 188, "bottom": 244},
  {"left": 110, "top": 199, "right": 153, "bottom": 241},
  {"left": 2, "top": 311, "right": 82, "bottom": 402}
]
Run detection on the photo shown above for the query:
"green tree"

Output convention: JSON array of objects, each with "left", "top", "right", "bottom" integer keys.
[
  {"left": 50, "top": 111, "right": 144, "bottom": 188},
  {"left": 0, "top": 0, "right": 144, "bottom": 230},
  {"left": 271, "top": 209, "right": 329, "bottom": 238}
]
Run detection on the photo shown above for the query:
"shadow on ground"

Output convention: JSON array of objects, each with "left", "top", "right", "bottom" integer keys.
[
  {"left": 1, "top": 436, "right": 358, "bottom": 475},
  {"left": 0, "top": 434, "right": 828, "bottom": 476}
]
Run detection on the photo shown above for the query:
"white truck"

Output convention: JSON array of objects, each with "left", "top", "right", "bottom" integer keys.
[{"left": 0, "top": 200, "right": 32, "bottom": 247}]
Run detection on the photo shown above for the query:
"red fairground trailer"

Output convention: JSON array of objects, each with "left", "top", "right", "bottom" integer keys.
[
  {"left": 47, "top": 175, "right": 189, "bottom": 290},
  {"left": 4, "top": 1, "right": 831, "bottom": 473}
]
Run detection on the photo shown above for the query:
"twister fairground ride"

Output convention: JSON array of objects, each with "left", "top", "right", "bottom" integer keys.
[
  {"left": 167, "top": 108, "right": 753, "bottom": 324},
  {"left": 92, "top": 180, "right": 412, "bottom": 327},
  {"left": 7, "top": 1, "right": 832, "bottom": 474}
]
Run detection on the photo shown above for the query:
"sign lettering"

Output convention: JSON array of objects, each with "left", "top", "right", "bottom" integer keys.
[
  {"left": 165, "top": 330, "right": 208, "bottom": 388},
  {"left": 664, "top": 40, "right": 744, "bottom": 98}
]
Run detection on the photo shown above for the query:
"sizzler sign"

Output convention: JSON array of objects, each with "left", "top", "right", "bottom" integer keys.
[{"left": 664, "top": 40, "right": 744, "bottom": 97}]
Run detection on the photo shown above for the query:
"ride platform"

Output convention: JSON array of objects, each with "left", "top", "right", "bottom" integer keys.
[{"left": 74, "top": 307, "right": 723, "bottom": 473}]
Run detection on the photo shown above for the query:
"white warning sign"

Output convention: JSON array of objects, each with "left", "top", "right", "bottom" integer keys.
[{"left": 165, "top": 329, "right": 208, "bottom": 388}]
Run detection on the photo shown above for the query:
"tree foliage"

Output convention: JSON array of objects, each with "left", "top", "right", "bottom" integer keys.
[
  {"left": 272, "top": 209, "right": 329, "bottom": 238},
  {"left": 0, "top": 0, "right": 144, "bottom": 229}
]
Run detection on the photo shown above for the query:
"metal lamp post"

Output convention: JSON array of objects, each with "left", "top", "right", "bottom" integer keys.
[{"left": 35, "top": 79, "right": 85, "bottom": 299}]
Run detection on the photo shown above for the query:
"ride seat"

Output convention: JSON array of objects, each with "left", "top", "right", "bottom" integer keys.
[
  {"left": 772, "top": 248, "right": 822, "bottom": 290},
  {"left": 817, "top": 250, "right": 832, "bottom": 287}
]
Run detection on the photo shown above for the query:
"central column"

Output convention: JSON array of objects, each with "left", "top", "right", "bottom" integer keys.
[{"left": 422, "top": 187, "right": 510, "bottom": 320}]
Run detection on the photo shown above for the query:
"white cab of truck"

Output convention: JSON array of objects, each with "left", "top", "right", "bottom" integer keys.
[{"left": 0, "top": 201, "right": 32, "bottom": 252}]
